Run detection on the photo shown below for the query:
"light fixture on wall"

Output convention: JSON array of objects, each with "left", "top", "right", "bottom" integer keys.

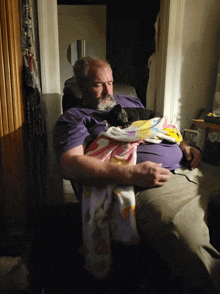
[{"left": 70, "top": 40, "right": 97, "bottom": 66}]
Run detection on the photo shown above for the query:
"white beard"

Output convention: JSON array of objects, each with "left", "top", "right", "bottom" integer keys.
[{"left": 96, "top": 95, "right": 116, "bottom": 110}]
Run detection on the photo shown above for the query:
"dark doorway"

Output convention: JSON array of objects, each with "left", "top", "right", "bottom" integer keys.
[
  {"left": 107, "top": 1, "right": 160, "bottom": 106},
  {"left": 57, "top": 0, "right": 160, "bottom": 106}
]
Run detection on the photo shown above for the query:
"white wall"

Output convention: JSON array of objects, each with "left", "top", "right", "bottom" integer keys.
[
  {"left": 167, "top": 0, "right": 220, "bottom": 131},
  {"left": 148, "top": 0, "right": 220, "bottom": 132},
  {"left": 58, "top": 5, "right": 106, "bottom": 94},
  {"left": 178, "top": 0, "right": 220, "bottom": 130}
]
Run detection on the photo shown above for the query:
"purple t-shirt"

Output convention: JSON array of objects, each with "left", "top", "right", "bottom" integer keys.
[
  {"left": 136, "top": 142, "right": 183, "bottom": 170},
  {"left": 53, "top": 94, "right": 183, "bottom": 170}
]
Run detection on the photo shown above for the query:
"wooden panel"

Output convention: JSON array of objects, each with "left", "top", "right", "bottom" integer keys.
[
  {"left": 0, "top": 0, "right": 28, "bottom": 233},
  {"left": 0, "top": 1, "right": 14, "bottom": 136}
]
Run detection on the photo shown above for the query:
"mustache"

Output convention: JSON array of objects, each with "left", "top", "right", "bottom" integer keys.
[
  {"left": 101, "top": 94, "right": 114, "bottom": 100},
  {"left": 97, "top": 95, "right": 116, "bottom": 110}
]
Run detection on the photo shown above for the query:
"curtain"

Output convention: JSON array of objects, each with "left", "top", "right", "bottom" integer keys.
[{"left": 21, "top": 0, "right": 47, "bottom": 208}]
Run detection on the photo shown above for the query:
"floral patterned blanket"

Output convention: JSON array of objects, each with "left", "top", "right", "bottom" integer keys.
[{"left": 82, "top": 117, "right": 182, "bottom": 279}]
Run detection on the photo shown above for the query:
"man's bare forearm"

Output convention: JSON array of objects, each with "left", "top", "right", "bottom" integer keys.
[
  {"left": 60, "top": 153, "right": 170, "bottom": 188},
  {"left": 60, "top": 154, "right": 133, "bottom": 186}
]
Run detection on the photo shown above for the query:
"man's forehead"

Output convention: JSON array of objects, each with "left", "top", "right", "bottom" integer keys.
[
  {"left": 89, "top": 60, "right": 108, "bottom": 69},
  {"left": 89, "top": 61, "right": 111, "bottom": 73},
  {"left": 89, "top": 65, "right": 113, "bottom": 81}
]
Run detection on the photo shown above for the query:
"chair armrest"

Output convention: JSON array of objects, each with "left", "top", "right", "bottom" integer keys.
[{"left": 113, "top": 83, "right": 137, "bottom": 97}]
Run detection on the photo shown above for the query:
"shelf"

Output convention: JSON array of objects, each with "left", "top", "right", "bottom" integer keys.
[{"left": 192, "top": 119, "right": 220, "bottom": 133}]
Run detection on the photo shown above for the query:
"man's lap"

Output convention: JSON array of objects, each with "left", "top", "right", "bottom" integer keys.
[
  {"left": 135, "top": 170, "right": 209, "bottom": 246},
  {"left": 173, "top": 161, "right": 220, "bottom": 192},
  {"left": 135, "top": 161, "right": 220, "bottom": 229},
  {"left": 135, "top": 162, "right": 220, "bottom": 292}
]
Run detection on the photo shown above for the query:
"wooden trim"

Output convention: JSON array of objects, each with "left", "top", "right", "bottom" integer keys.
[{"left": 37, "top": 0, "right": 61, "bottom": 94}]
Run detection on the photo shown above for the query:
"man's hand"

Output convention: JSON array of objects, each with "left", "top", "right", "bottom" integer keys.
[
  {"left": 181, "top": 145, "right": 202, "bottom": 169},
  {"left": 131, "top": 161, "right": 170, "bottom": 188}
]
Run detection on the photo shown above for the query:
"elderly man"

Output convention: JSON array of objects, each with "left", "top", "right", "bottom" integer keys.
[{"left": 53, "top": 57, "right": 220, "bottom": 293}]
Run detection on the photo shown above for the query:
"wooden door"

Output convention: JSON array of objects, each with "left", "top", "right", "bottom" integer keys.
[{"left": 0, "top": 0, "right": 28, "bottom": 233}]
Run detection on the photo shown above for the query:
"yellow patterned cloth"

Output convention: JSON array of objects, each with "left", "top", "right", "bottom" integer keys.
[{"left": 82, "top": 117, "right": 182, "bottom": 279}]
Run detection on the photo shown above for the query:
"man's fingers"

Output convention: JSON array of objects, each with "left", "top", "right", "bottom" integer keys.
[
  {"left": 189, "top": 148, "right": 202, "bottom": 169},
  {"left": 153, "top": 174, "right": 170, "bottom": 187},
  {"left": 134, "top": 161, "right": 170, "bottom": 188},
  {"left": 190, "top": 156, "right": 201, "bottom": 169},
  {"left": 151, "top": 162, "right": 169, "bottom": 171},
  {"left": 158, "top": 173, "right": 170, "bottom": 183},
  {"left": 148, "top": 164, "right": 170, "bottom": 187}
]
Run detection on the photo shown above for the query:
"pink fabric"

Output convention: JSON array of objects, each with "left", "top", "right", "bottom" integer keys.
[{"left": 82, "top": 135, "right": 141, "bottom": 279}]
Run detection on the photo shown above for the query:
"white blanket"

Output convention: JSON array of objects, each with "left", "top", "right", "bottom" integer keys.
[{"left": 82, "top": 117, "right": 182, "bottom": 279}]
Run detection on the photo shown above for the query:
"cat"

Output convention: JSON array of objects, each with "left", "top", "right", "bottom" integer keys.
[{"left": 107, "top": 104, "right": 162, "bottom": 129}]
